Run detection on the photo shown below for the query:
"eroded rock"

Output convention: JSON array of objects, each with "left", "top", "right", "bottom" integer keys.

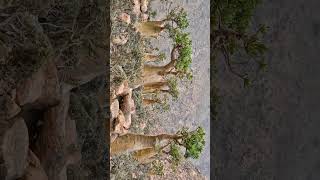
[
  {"left": 141, "top": 13, "right": 149, "bottom": 22},
  {"left": 132, "top": 0, "right": 141, "bottom": 15},
  {"left": 119, "top": 13, "right": 131, "bottom": 24},
  {"left": 111, "top": 99, "right": 120, "bottom": 120},
  {"left": 141, "top": 0, "right": 149, "bottom": 12},
  {"left": 35, "top": 92, "right": 69, "bottom": 179},
  {"left": 16, "top": 61, "right": 60, "bottom": 108},
  {"left": 112, "top": 33, "right": 129, "bottom": 45},
  {"left": 115, "top": 80, "right": 130, "bottom": 96},
  {"left": 120, "top": 90, "right": 135, "bottom": 115},
  {"left": 114, "top": 110, "right": 126, "bottom": 133},
  {"left": 24, "top": 150, "right": 48, "bottom": 180}
]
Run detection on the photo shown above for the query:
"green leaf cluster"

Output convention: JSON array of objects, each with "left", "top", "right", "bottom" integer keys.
[
  {"left": 213, "top": 0, "right": 261, "bottom": 32},
  {"left": 167, "top": 78, "right": 179, "bottom": 99},
  {"left": 169, "top": 144, "right": 182, "bottom": 165},
  {"left": 171, "top": 30, "right": 192, "bottom": 75},
  {"left": 180, "top": 127, "right": 205, "bottom": 159},
  {"left": 168, "top": 8, "right": 189, "bottom": 29}
]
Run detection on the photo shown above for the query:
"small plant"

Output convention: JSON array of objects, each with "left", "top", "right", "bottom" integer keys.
[
  {"left": 179, "top": 127, "right": 206, "bottom": 159},
  {"left": 158, "top": 52, "right": 166, "bottom": 61},
  {"left": 149, "top": 11, "right": 157, "bottom": 19},
  {"left": 167, "top": 78, "right": 179, "bottom": 99},
  {"left": 151, "top": 160, "right": 164, "bottom": 176},
  {"left": 169, "top": 144, "right": 182, "bottom": 166}
]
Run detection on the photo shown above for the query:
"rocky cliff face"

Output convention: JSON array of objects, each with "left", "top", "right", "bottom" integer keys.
[{"left": 0, "top": 1, "right": 108, "bottom": 179}]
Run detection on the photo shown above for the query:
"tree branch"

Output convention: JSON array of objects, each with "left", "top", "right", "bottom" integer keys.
[{"left": 221, "top": 45, "right": 246, "bottom": 80}]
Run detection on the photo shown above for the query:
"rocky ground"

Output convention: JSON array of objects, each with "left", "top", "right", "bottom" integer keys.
[
  {"left": 110, "top": 0, "right": 209, "bottom": 179},
  {"left": 213, "top": 0, "right": 320, "bottom": 179},
  {"left": 0, "top": 1, "right": 108, "bottom": 179}
]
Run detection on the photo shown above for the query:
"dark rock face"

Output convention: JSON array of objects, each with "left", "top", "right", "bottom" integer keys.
[
  {"left": 0, "top": 0, "right": 108, "bottom": 179},
  {"left": 0, "top": 117, "right": 29, "bottom": 180},
  {"left": 213, "top": 0, "right": 320, "bottom": 179},
  {"left": 69, "top": 76, "right": 108, "bottom": 179}
]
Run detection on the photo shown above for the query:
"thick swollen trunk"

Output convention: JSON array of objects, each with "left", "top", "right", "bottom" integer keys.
[
  {"left": 143, "top": 81, "right": 169, "bottom": 93},
  {"left": 142, "top": 59, "right": 176, "bottom": 77},
  {"left": 132, "top": 147, "right": 159, "bottom": 164},
  {"left": 142, "top": 98, "right": 161, "bottom": 105},
  {"left": 110, "top": 133, "right": 182, "bottom": 156},
  {"left": 143, "top": 53, "right": 160, "bottom": 62},
  {"left": 135, "top": 20, "right": 166, "bottom": 37}
]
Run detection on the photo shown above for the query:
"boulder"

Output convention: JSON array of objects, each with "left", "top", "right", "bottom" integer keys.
[
  {"left": 119, "top": 13, "right": 131, "bottom": 24},
  {"left": 141, "top": 0, "right": 148, "bottom": 12},
  {"left": 113, "top": 110, "right": 128, "bottom": 134},
  {"left": 115, "top": 80, "right": 130, "bottom": 96},
  {"left": 24, "top": 150, "right": 48, "bottom": 180},
  {"left": 35, "top": 92, "right": 69, "bottom": 179},
  {"left": 16, "top": 61, "right": 60, "bottom": 108},
  {"left": 1, "top": 91, "right": 21, "bottom": 120},
  {"left": 59, "top": 46, "right": 107, "bottom": 93},
  {"left": 123, "top": 113, "right": 132, "bottom": 130},
  {"left": 1, "top": 117, "right": 29, "bottom": 180},
  {"left": 132, "top": 0, "right": 141, "bottom": 15},
  {"left": 141, "top": 13, "right": 149, "bottom": 22},
  {"left": 110, "top": 99, "right": 120, "bottom": 120},
  {"left": 112, "top": 33, "right": 129, "bottom": 46},
  {"left": 120, "top": 90, "right": 135, "bottom": 115}
]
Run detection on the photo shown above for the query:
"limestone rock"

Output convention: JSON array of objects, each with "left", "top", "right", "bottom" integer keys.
[
  {"left": 16, "top": 61, "right": 60, "bottom": 108},
  {"left": 110, "top": 99, "right": 120, "bottom": 120},
  {"left": 141, "top": 13, "right": 149, "bottom": 22},
  {"left": 112, "top": 33, "right": 129, "bottom": 45},
  {"left": 119, "top": 13, "right": 131, "bottom": 24},
  {"left": 141, "top": 0, "right": 148, "bottom": 12},
  {"left": 120, "top": 90, "right": 135, "bottom": 115},
  {"left": 115, "top": 80, "right": 130, "bottom": 96},
  {"left": 123, "top": 113, "right": 132, "bottom": 130},
  {"left": 36, "top": 92, "right": 69, "bottom": 179},
  {"left": 24, "top": 150, "right": 48, "bottom": 180},
  {"left": 132, "top": 0, "right": 141, "bottom": 15}
]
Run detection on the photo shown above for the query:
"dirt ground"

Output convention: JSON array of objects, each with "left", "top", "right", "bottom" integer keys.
[{"left": 213, "top": 0, "right": 320, "bottom": 179}]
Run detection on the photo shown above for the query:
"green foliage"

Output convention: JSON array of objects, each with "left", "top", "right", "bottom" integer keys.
[
  {"left": 168, "top": 7, "right": 189, "bottom": 29},
  {"left": 216, "top": 0, "right": 261, "bottom": 32},
  {"left": 150, "top": 11, "right": 157, "bottom": 18},
  {"left": 212, "top": 0, "right": 268, "bottom": 86},
  {"left": 169, "top": 144, "right": 182, "bottom": 165},
  {"left": 171, "top": 29, "right": 192, "bottom": 75},
  {"left": 158, "top": 52, "right": 166, "bottom": 61},
  {"left": 178, "top": 127, "right": 205, "bottom": 159},
  {"left": 167, "top": 78, "right": 179, "bottom": 99}
]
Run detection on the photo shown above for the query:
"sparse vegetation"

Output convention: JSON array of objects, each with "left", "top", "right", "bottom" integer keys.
[
  {"left": 111, "top": 0, "right": 206, "bottom": 179},
  {"left": 111, "top": 127, "right": 205, "bottom": 165}
]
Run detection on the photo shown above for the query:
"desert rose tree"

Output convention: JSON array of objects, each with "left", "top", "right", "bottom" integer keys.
[
  {"left": 135, "top": 7, "right": 189, "bottom": 37},
  {"left": 134, "top": 6, "right": 193, "bottom": 106},
  {"left": 111, "top": 126, "right": 205, "bottom": 164}
]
